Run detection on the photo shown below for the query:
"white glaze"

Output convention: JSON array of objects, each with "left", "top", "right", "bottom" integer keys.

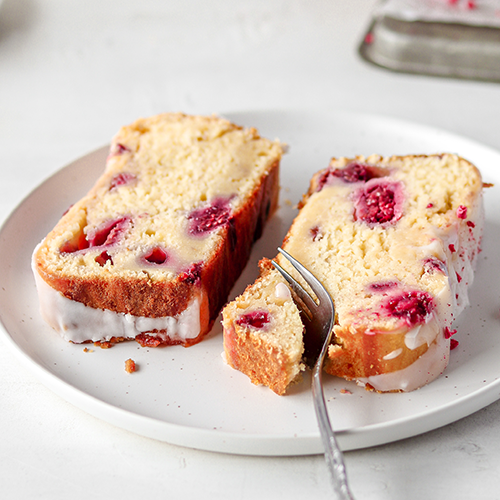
[
  {"left": 356, "top": 195, "right": 484, "bottom": 392},
  {"left": 357, "top": 330, "right": 449, "bottom": 392},
  {"left": 32, "top": 255, "right": 202, "bottom": 344},
  {"left": 404, "top": 313, "right": 440, "bottom": 350},
  {"left": 382, "top": 348, "right": 403, "bottom": 361},
  {"left": 275, "top": 282, "right": 291, "bottom": 300}
]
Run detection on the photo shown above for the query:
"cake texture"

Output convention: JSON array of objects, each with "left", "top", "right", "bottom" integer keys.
[
  {"left": 33, "top": 113, "right": 283, "bottom": 347},
  {"left": 222, "top": 153, "right": 484, "bottom": 394}
]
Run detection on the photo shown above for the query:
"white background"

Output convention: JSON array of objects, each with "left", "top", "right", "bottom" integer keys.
[{"left": 1, "top": 1, "right": 500, "bottom": 499}]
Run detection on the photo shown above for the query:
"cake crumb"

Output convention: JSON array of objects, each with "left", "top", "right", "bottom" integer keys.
[
  {"left": 94, "top": 341, "right": 112, "bottom": 349},
  {"left": 125, "top": 358, "right": 136, "bottom": 373},
  {"left": 340, "top": 389, "right": 352, "bottom": 395},
  {"left": 83, "top": 347, "right": 94, "bottom": 353}
]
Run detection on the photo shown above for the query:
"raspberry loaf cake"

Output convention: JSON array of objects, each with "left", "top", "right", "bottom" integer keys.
[
  {"left": 222, "top": 154, "right": 484, "bottom": 394},
  {"left": 33, "top": 113, "right": 283, "bottom": 347}
]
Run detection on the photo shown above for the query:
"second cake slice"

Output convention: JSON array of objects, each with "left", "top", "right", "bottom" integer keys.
[{"left": 222, "top": 154, "right": 484, "bottom": 394}]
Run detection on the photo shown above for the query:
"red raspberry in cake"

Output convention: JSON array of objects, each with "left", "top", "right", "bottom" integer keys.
[
  {"left": 236, "top": 310, "right": 270, "bottom": 329},
  {"left": 333, "top": 163, "right": 376, "bottom": 183},
  {"left": 317, "top": 162, "right": 381, "bottom": 191},
  {"left": 310, "top": 225, "right": 324, "bottom": 241},
  {"left": 423, "top": 256, "right": 447, "bottom": 274},
  {"left": 383, "top": 290, "right": 435, "bottom": 327},
  {"left": 109, "top": 172, "right": 136, "bottom": 190},
  {"left": 187, "top": 198, "right": 232, "bottom": 235},
  {"left": 95, "top": 251, "right": 113, "bottom": 267},
  {"left": 367, "top": 280, "right": 399, "bottom": 293},
  {"left": 178, "top": 262, "right": 203, "bottom": 284},
  {"left": 457, "top": 205, "right": 468, "bottom": 219},
  {"left": 87, "top": 217, "right": 132, "bottom": 248},
  {"left": 142, "top": 247, "right": 169, "bottom": 265},
  {"left": 109, "top": 143, "right": 130, "bottom": 156},
  {"left": 60, "top": 217, "right": 131, "bottom": 254},
  {"left": 353, "top": 180, "right": 404, "bottom": 225},
  {"left": 59, "top": 231, "right": 90, "bottom": 253}
]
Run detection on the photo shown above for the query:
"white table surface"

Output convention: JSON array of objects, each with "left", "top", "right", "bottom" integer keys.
[{"left": 1, "top": 1, "right": 500, "bottom": 499}]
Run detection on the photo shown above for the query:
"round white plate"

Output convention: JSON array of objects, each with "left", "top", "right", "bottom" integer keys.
[{"left": 1, "top": 109, "right": 499, "bottom": 456}]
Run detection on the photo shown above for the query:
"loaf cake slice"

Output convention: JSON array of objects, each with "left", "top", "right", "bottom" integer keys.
[
  {"left": 33, "top": 113, "right": 283, "bottom": 347},
  {"left": 222, "top": 153, "right": 484, "bottom": 394}
]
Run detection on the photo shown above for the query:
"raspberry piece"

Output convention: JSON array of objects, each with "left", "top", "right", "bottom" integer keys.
[
  {"left": 95, "top": 251, "right": 113, "bottom": 267},
  {"left": 310, "top": 225, "right": 324, "bottom": 241},
  {"left": 384, "top": 290, "right": 435, "bottom": 326},
  {"left": 61, "top": 217, "right": 131, "bottom": 255},
  {"left": 317, "top": 162, "right": 380, "bottom": 191},
  {"left": 143, "top": 247, "right": 168, "bottom": 265},
  {"left": 368, "top": 280, "right": 399, "bottom": 292},
  {"left": 444, "top": 327, "right": 457, "bottom": 339},
  {"left": 87, "top": 217, "right": 132, "bottom": 248},
  {"left": 423, "top": 257, "right": 447, "bottom": 274},
  {"left": 59, "top": 231, "right": 90, "bottom": 253},
  {"left": 456, "top": 205, "right": 468, "bottom": 219},
  {"left": 109, "top": 143, "right": 130, "bottom": 156},
  {"left": 333, "top": 163, "right": 376, "bottom": 183},
  {"left": 450, "top": 338, "right": 459, "bottom": 350},
  {"left": 236, "top": 310, "right": 270, "bottom": 329},
  {"left": 353, "top": 180, "right": 403, "bottom": 225},
  {"left": 188, "top": 199, "right": 231, "bottom": 235},
  {"left": 109, "top": 172, "right": 136, "bottom": 190},
  {"left": 178, "top": 262, "right": 203, "bottom": 284}
]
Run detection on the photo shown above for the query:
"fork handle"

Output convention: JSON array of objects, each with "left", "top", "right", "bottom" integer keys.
[{"left": 312, "top": 349, "right": 355, "bottom": 500}]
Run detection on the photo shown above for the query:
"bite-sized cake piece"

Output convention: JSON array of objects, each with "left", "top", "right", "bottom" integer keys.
[
  {"left": 222, "top": 154, "right": 484, "bottom": 394},
  {"left": 33, "top": 113, "right": 283, "bottom": 347},
  {"left": 222, "top": 259, "right": 305, "bottom": 395}
]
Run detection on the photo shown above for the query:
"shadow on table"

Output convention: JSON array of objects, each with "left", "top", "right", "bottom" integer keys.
[{"left": 0, "top": 0, "right": 37, "bottom": 45}]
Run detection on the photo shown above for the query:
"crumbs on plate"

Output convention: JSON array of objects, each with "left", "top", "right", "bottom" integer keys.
[{"left": 125, "top": 358, "right": 137, "bottom": 373}]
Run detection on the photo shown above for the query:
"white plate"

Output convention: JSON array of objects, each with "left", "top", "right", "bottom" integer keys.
[{"left": 1, "top": 109, "right": 500, "bottom": 457}]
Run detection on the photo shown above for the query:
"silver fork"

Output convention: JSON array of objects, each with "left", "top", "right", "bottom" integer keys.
[{"left": 272, "top": 248, "right": 355, "bottom": 500}]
